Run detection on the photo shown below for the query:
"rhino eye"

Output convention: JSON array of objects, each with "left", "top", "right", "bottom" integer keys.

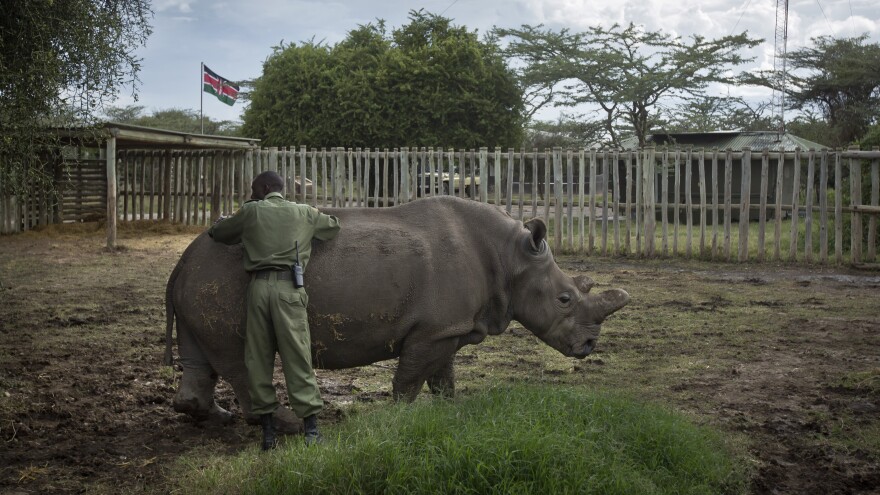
[{"left": 558, "top": 293, "right": 572, "bottom": 304}]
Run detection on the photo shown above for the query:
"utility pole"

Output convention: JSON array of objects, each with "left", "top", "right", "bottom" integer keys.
[{"left": 772, "top": 0, "right": 789, "bottom": 139}]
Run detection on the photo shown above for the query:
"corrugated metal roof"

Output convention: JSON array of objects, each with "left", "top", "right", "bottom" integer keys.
[{"left": 619, "top": 131, "right": 828, "bottom": 151}]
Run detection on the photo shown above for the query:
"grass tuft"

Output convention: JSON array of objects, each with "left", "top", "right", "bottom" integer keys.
[{"left": 175, "top": 384, "right": 747, "bottom": 494}]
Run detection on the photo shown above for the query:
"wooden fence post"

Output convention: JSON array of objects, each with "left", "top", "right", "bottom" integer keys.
[
  {"left": 518, "top": 149, "right": 525, "bottom": 221},
  {"left": 805, "top": 150, "right": 816, "bottom": 262},
  {"left": 494, "top": 147, "right": 502, "bottom": 207},
  {"left": 105, "top": 135, "right": 117, "bottom": 249},
  {"left": 642, "top": 145, "right": 657, "bottom": 258},
  {"left": 506, "top": 148, "right": 514, "bottom": 213},
  {"left": 347, "top": 148, "right": 354, "bottom": 207},
  {"left": 661, "top": 149, "right": 669, "bottom": 255},
  {"left": 635, "top": 148, "right": 642, "bottom": 256},
  {"left": 738, "top": 147, "right": 751, "bottom": 262},
  {"left": 589, "top": 148, "right": 597, "bottom": 253},
  {"left": 788, "top": 148, "right": 802, "bottom": 261},
  {"left": 400, "top": 148, "right": 410, "bottom": 203},
  {"left": 773, "top": 149, "right": 784, "bottom": 261},
  {"left": 758, "top": 149, "right": 769, "bottom": 261},
  {"left": 382, "top": 148, "right": 389, "bottom": 207},
  {"left": 601, "top": 150, "right": 610, "bottom": 256},
  {"left": 553, "top": 147, "right": 563, "bottom": 251},
  {"left": 685, "top": 147, "right": 693, "bottom": 257},
  {"left": 566, "top": 149, "right": 574, "bottom": 250},
  {"left": 698, "top": 149, "right": 708, "bottom": 258},
  {"left": 311, "top": 148, "right": 319, "bottom": 207},
  {"left": 711, "top": 149, "right": 720, "bottom": 258},
  {"left": 819, "top": 150, "right": 829, "bottom": 263},
  {"left": 835, "top": 152, "right": 843, "bottom": 263},
  {"left": 869, "top": 148, "right": 879, "bottom": 262},
  {"left": 624, "top": 152, "right": 632, "bottom": 255},
  {"left": 850, "top": 145, "right": 863, "bottom": 263},
  {"left": 543, "top": 149, "right": 551, "bottom": 222},
  {"left": 120, "top": 150, "right": 129, "bottom": 222},
  {"left": 612, "top": 150, "right": 621, "bottom": 254},
  {"left": 577, "top": 148, "right": 586, "bottom": 253},
  {"left": 723, "top": 149, "right": 733, "bottom": 261},
  {"left": 337, "top": 147, "right": 345, "bottom": 206}
]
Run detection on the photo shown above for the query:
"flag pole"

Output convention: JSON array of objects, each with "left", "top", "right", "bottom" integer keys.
[{"left": 200, "top": 62, "right": 204, "bottom": 134}]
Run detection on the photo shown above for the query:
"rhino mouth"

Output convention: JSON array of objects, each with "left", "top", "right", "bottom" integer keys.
[
  {"left": 572, "top": 338, "right": 597, "bottom": 358},
  {"left": 569, "top": 323, "right": 601, "bottom": 358}
]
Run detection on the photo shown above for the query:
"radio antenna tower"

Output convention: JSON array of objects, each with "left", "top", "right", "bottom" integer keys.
[{"left": 772, "top": 0, "right": 790, "bottom": 140}]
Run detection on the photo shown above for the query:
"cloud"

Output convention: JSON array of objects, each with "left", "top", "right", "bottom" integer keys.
[{"left": 155, "top": 0, "right": 194, "bottom": 14}]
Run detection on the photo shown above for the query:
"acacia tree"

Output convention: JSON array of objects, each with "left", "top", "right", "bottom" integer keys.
[
  {"left": 784, "top": 35, "right": 880, "bottom": 148},
  {"left": 660, "top": 97, "right": 774, "bottom": 133},
  {"left": 102, "top": 105, "right": 242, "bottom": 136},
  {"left": 493, "top": 23, "right": 762, "bottom": 147},
  {"left": 0, "top": 0, "right": 152, "bottom": 194},
  {"left": 243, "top": 11, "right": 524, "bottom": 149}
]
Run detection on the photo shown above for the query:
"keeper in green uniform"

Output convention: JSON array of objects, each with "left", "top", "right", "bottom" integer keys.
[{"left": 209, "top": 171, "right": 340, "bottom": 449}]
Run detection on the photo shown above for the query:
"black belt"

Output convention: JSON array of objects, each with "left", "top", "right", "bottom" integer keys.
[{"left": 253, "top": 269, "right": 293, "bottom": 280}]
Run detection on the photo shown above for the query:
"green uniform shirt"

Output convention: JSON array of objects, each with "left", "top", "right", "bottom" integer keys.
[{"left": 209, "top": 192, "right": 340, "bottom": 272}]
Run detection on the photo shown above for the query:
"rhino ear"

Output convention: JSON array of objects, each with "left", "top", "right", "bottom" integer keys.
[
  {"left": 574, "top": 275, "right": 596, "bottom": 293},
  {"left": 524, "top": 218, "right": 548, "bottom": 253}
]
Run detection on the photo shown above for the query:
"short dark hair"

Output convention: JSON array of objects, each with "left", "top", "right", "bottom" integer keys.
[{"left": 253, "top": 171, "right": 284, "bottom": 192}]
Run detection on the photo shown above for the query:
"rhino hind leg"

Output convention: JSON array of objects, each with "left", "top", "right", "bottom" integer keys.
[
  {"left": 393, "top": 337, "right": 458, "bottom": 402},
  {"left": 426, "top": 356, "right": 455, "bottom": 398},
  {"left": 173, "top": 323, "right": 233, "bottom": 424},
  {"left": 173, "top": 365, "right": 234, "bottom": 424}
]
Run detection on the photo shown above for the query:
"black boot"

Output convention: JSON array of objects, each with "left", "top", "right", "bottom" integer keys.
[
  {"left": 260, "top": 413, "right": 277, "bottom": 451},
  {"left": 303, "top": 414, "right": 323, "bottom": 446}
]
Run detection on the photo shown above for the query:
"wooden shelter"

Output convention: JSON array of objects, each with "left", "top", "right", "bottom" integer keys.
[{"left": 0, "top": 122, "right": 259, "bottom": 247}]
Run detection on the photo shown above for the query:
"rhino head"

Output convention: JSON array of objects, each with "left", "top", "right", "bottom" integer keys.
[{"left": 510, "top": 218, "right": 630, "bottom": 358}]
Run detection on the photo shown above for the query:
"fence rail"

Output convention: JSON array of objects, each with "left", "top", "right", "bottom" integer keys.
[{"left": 2, "top": 146, "right": 878, "bottom": 264}]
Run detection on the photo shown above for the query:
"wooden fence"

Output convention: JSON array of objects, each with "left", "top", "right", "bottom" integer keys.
[{"left": 2, "top": 146, "right": 878, "bottom": 264}]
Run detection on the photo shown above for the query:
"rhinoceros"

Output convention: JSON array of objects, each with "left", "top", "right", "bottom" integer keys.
[{"left": 164, "top": 196, "right": 629, "bottom": 432}]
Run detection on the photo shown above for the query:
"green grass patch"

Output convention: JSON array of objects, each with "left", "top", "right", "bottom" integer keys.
[
  {"left": 176, "top": 384, "right": 747, "bottom": 495},
  {"left": 837, "top": 369, "right": 880, "bottom": 393}
]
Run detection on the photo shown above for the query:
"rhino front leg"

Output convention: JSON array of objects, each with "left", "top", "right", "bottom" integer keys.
[
  {"left": 393, "top": 337, "right": 457, "bottom": 402},
  {"left": 427, "top": 355, "right": 455, "bottom": 398}
]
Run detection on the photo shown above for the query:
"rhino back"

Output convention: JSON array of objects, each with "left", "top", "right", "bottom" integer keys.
[{"left": 306, "top": 197, "right": 517, "bottom": 368}]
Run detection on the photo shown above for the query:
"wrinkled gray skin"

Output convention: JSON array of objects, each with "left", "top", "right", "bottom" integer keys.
[{"left": 165, "top": 196, "right": 629, "bottom": 432}]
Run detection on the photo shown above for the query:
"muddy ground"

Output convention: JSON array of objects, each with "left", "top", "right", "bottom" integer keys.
[{"left": 0, "top": 223, "right": 878, "bottom": 494}]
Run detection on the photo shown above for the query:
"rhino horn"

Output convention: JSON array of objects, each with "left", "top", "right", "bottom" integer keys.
[{"left": 592, "top": 288, "right": 630, "bottom": 321}]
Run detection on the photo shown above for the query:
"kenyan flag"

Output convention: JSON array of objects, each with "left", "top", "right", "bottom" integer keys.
[{"left": 203, "top": 65, "right": 239, "bottom": 106}]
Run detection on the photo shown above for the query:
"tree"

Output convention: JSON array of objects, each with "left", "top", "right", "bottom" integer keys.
[
  {"left": 785, "top": 111, "right": 834, "bottom": 148},
  {"left": 102, "top": 105, "right": 243, "bottom": 136},
  {"left": 493, "top": 23, "right": 762, "bottom": 147},
  {"left": 784, "top": 35, "right": 880, "bottom": 148},
  {"left": 242, "top": 11, "right": 523, "bottom": 149},
  {"left": 0, "top": 0, "right": 152, "bottom": 194},
  {"left": 660, "top": 97, "right": 774, "bottom": 133},
  {"left": 522, "top": 115, "right": 606, "bottom": 150}
]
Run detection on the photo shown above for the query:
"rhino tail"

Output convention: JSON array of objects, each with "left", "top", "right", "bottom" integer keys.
[{"left": 163, "top": 261, "right": 183, "bottom": 367}]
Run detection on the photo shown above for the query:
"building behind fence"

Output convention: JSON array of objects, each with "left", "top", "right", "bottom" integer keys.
[{"left": 2, "top": 144, "right": 878, "bottom": 265}]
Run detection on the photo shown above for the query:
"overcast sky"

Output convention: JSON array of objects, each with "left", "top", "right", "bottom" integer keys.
[{"left": 114, "top": 0, "right": 880, "bottom": 126}]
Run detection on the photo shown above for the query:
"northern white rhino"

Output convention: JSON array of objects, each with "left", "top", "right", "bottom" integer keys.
[{"left": 164, "top": 196, "right": 629, "bottom": 431}]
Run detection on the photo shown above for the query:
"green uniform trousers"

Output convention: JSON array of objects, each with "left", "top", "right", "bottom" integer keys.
[{"left": 245, "top": 271, "right": 323, "bottom": 418}]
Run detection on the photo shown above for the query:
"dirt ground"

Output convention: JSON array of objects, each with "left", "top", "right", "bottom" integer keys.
[{"left": 1, "top": 223, "right": 878, "bottom": 494}]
